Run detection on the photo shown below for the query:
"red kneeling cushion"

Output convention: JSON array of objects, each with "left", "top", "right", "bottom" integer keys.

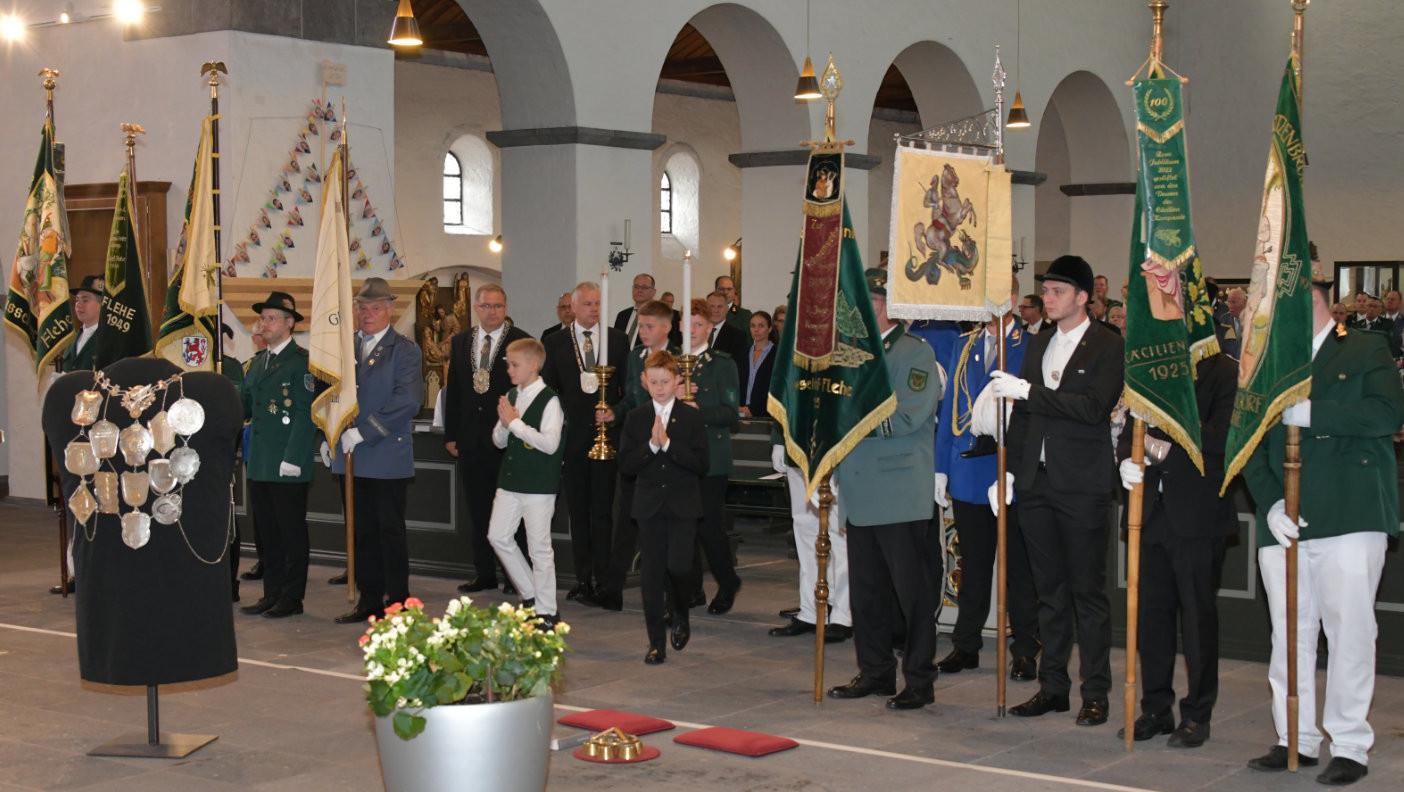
[
  {"left": 672, "top": 726, "right": 799, "bottom": 757},
  {"left": 557, "top": 709, "right": 675, "bottom": 736}
]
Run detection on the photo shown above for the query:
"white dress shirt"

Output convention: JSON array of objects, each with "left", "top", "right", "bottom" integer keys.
[
  {"left": 359, "top": 326, "right": 390, "bottom": 362},
  {"left": 572, "top": 321, "right": 601, "bottom": 367},
  {"left": 492, "top": 377, "right": 564, "bottom": 454},
  {"left": 1042, "top": 315, "right": 1092, "bottom": 392},
  {"left": 649, "top": 396, "right": 676, "bottom": 453},
  {"left": 74, "top": 322, "right": 98, "bottom": 355},
  {"left": 1311, "top": 318, "right": 1334, "bottom": 360},
  {"left": 475, "top": 324, "right": 505, "bottom": 364}
]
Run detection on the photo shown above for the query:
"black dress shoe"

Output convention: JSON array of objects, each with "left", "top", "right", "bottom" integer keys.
[
  {"left": 1247, "top": 745, "right": 1319, "bottom": 772},
  {"left": 1010, "top": 689, "right": 1070, "bottom": 717},
  {"left": 707, "top": 585, "right": 738, "bottom": 615},
  {"left": 594, "top": 589, "right": 623, "bottom": 611},
  {"left": 458, "top": 577, "right": 496, "bottom": 593},
  {"left": 1316, "top": 757, "right": 1368, "bottom": 786},
  {"left": 688, "top": 590, "right": 707, "bottom": 608},
  {"left": 671, "top": 620, "right": 691, "bottom": 651},
  {"left": 828, "top": 675, "right": 897, "bottom": 699},
  {"left": 887, "top": 686, "right": 935, "bottom": 710},
  {"left": 240, "top": 596, "right": 277, "bottom": 615},
  {"left": 48, "top": 579, "right": 76, "bottom": 595},
  {"left": 662, "top": 607, "right": 674, "bottom": 626},
  {"left": 936, "top": 648, "right": 979, "bottom": 673},
  {"left": 822, "top": 624, "right": 853, "bottom": 643},
  {"left": 769, "top": 617, "right": 816, "bottom": 637},
  {"left": 1167, "top": 719, "right": 1210, "bottom": 748},
  {"left": 565, "top": 582, "right": 589, "bottom": 602},
  {"left": 535, "top": 613, "right": 560, "bottom": 630},
  {"left": 502, "top": 580, "right": 518, "bottom": 597},
  {"left": 335, "top": 605, "right": 381, "bottom": 624},
  {"left": 778, "top": 606, "right": 800, "bottom": 618},
  {"left": 644, "top": 646, "right": 666, "bottom": 665},
  {"left": 328, "top": 571, "right": 348, "bottom": 585},
  {"left": 240, "top": 562, "right": 264, "bottom": 581},
  {"left": 1118, "top": 711, "right": 1174, "bottom": 741},
  {"left": 1076, "top": 697, "right": 1109, "bottom": 726},
  {"left": 1010, "top": 655, "right": 1038, "bottom": 681},
  {"left": 263, "top": 600, "right": 304, "bottom": 618}
]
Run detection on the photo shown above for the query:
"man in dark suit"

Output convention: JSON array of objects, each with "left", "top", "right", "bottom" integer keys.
[
  {"left": 540, "top": 292, "right": 574, "bottom": 340},
  {"left": 542, "top": 281, "right": 628, "bottom": 604},
  {"left": 1019, "top": 294, "right": 1049, "bottom": 335},
  {"left": 704, "top": 292, "right": 747, "bottom": 379},
  {"left": 1117, "top": 351, "right": 1238, "bottom": 748},
  {"left": 715, "top": 275, "right": 751, "bottom": 331},
  {"left": 614, "top": 273, "right": 683, "bottom": 348},
  {"left": 1216, "top": 288, "right": 1246, "bottom": 359},
  {"left": 618, "top": 351, "right": 709, "bottom": 665},
  {"left": 331, "top": 278, "right": 424, "bottom": 624},
  {"left": 988, "top": 254, "right": 1124, "bottom": 727},
  {"left": 444, "top": 284, "right": 531, "bottom": 594}
]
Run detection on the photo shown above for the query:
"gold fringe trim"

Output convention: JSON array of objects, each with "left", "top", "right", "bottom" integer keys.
[
  {"left": 1125, "top": 388, "right": 1205, "bottom": 476},
  {"left": 1146, "top": 244, "right": 1196, "bottom": 274},
  {"left": 309, "top": 358, "right": 360, "bottom": 447},
  {"left": 792, "top": 351, "right": 833, "bottom": 372},
  {"left": 1188, "top": 333, "right": 1220, "bottom": 372},
  {"left": 767, "top": 391, "right": 898, "bottom": 501},
  {"left": 1136, "top": 119, "right": 1184, "bottom": 145},
  {"left": 804, "top": 200, "right": 842, "bottom": 219},
  {"left": 1219, "top": 376, "right": 1311, "bottom": 496}
]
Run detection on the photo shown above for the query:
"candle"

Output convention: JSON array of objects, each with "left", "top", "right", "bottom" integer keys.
[
  {"left": 624, "top": 219, "right": 631, "bottom": 251},
  {"left": 682, "top": 250, "right": 692, "bottom": 356},
  {"left": 598, "top": 269, "right": 609, "bottom": 366}
]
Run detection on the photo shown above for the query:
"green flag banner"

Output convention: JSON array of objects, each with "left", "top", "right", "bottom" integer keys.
[
  {"left": 94, "top": 168, "right": 154, "bottom": 363},
  {"left": 158, "top": 115, "right": 219, "bottom": 371},
  {"left": 768, "top": 148, "right": 895, "bottom": 499},
  {"left": 1222, "top": 57, "right": 1313, "bottom": 493},
  {"left": 4, "top": 120, "right": 76, "bottom": 374},
  {"left": 1124, "top": 76, "right": 1219, "bottom": 474}
]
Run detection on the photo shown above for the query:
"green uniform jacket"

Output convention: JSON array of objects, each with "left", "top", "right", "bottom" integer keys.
[
  {"left": 725, "top": 304, "right": 752, "bottom": 332},
  {"left": 689, "top": 346, "right": 740, "bottom": 477},
  {"left": 837, "top": 326, "right": 940, "bottom": 527},
  {"left": 1244, "top": 325, "right": 1404, "bottom": 546},
  {"left": 60, "top": 331, "right": 98, "bottom": 371},
  {"left": 242, "top": 341, "right": 317, "bottom": 483},
  {"left": 611, "top": 342, "right": 681, "bottom": 420}
]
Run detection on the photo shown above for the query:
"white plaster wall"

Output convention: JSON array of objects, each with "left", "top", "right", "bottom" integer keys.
[{"left": 867, "top": 116, "right": 922, "bottom": 268}]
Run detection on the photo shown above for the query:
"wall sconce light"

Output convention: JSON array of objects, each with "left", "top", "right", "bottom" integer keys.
[{"left": 488, "top": 234, "right": 503, "bottom": 253}]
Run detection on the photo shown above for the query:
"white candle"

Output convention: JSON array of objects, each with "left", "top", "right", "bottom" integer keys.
[
  {"left": 682, "top": 250, "right": 692, "bottom": 356},
  {"left": 624, "top": 219, "right": 631, "bottom": 250},
  {"left": 598, "top": 269, "right": 609, "bottom": 366}
]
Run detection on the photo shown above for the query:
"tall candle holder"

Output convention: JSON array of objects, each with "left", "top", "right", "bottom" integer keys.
[
  {"left": 587, "top": 365, "right": 617, "bottom": 460},
  {"left": 677, "top": 354, "right": 698, "bottom": 402}
]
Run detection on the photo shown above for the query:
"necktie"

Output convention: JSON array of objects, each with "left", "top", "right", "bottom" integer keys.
[
  {"left": 264, "top": 350, "right": 275, "bottom": 371},
  {"left": 985, "top": 334, "right": 996, "bottom": 372},
  {"left": 359, "top": 333, "right": 370, "bottom": 363},
  {"left": 582, "top": 330, "right": 596, "bottom": 369},
  {"left": 627, "top": 311, "right": 638, "bottom": 343},
  {"left": 480, "top": 333, "right": 492, "bottom": 369},
  {"left": 709, "top": 327, "right": 719, "bottom": 347}
]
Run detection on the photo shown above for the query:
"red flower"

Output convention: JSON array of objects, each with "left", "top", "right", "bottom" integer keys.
[
  {"left": 385, "top": 602, "right": 403, "bottom": 615},
  {"left": 404, "top": 597, "right": 424, "bottom": 609},
  {"left": 358, "top": 634, "right": 370, "bottom": 645}
]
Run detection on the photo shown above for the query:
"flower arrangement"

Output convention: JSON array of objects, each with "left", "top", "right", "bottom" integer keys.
[{"left": 361, "top": 596, "right": 569, "bottom": 739}]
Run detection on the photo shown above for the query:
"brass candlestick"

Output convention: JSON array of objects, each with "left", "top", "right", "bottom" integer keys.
[
  {"left": 677, "top": 354, "right": 698, "bottom": 401},
  {"left": 587, "top": 365, "right": 616, "bottom": 460}
]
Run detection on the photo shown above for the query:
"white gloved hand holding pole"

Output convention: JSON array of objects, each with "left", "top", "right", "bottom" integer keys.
[
  {"left": 1266, "top": 498, "right": 1307, "bottom": 547},
  {"left": 988, "top": 370, "right": 1032, "bottom": 401},
  {"left": 986, "top": 471, "right": 1015, "bottom": 516},
  {"left": 340, "top": 427, "right": 363, "bottom": 455},
  {"left": 771, "top": 445, "right": 787, "bottom": 474},
  {"left": 319, "top": 441, "right": 332, "bottom": 468},
  {"left": 1282, "top": 399, "right": 1311, "bottom": 428},
  {"left": 933, "top": 473, "right": 950, "bottom": 509},
  {"left": 1119, "top": 457, "right": 1143, "bottom": 491}
]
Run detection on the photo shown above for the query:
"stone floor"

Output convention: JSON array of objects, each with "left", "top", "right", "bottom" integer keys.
[{"left": 1, "top": 498, "right": 1400, "bottom": 791}]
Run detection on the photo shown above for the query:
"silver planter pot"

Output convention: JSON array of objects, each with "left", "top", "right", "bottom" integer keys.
[{"left": 374, "top": 694, "right": 554, "bottom": 792}]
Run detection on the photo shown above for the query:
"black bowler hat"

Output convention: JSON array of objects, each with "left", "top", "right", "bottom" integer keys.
[
  {"left": 252, "top": 291, "right": 304, "bottom": 323},
  {"left": 865, "top": 267, "right": 889, "bottom": 297},
  {"left": 72, "top": 274, "right": 106, "bottom": 298},
  {"left": 1037, "top": 255, "right": 1096, "bottom": 296}
]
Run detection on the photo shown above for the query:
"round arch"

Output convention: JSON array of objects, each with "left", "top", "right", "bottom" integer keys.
[{"left": 453, "top": 0, "right": 576, "bottom": 129}]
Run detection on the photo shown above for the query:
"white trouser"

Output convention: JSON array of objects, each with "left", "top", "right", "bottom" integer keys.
[
  {"left": 1258, "top": 531, "right": 1386, "bottom": 765},
  {"left": 488, "top": 490, "right": 559, "bottom": 616},
  {"left": 786, "top": 466, "right": 850, "bottom": 626}
]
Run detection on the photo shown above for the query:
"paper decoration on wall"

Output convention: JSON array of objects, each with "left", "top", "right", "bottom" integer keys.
[
  {"left": 231, "top": 242, "right": 250, "bottom": 264},
  {"left": 248, "top": 229, "right": 261, "bottom": 246},
  {"left": 280, "top": 232, "right": 295, "bottom": 248},
  {"left": 298, "top": 188, "right": 313, "bottom": 205},
  {"left": 266, "top": 195, "right": 284, "bottom": 211},
  {"left": 287, "top": 207, "right": 303, "bottom": 227}
]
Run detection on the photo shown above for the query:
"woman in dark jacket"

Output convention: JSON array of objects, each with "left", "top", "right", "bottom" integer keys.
[{"left": 739, "top": 311, "right": 775, "bottom": 418}]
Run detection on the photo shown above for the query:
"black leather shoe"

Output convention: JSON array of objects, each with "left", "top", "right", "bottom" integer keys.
[
  {"left": 595, "top": 589, "right": 623, "bottom": 611},
  {"left": 1010, "top": 689, "right": 1070, "bottom": 717},
  {"left": 1076, "top": 697, "right": 1109, "bottom": 726},
  {"left": 1167, "top": 719, "right": 1210, "bottom": 748},
  {"left": 828, "top": 674, "right": 897, "bottom": 699},
  {"left": 688, "top": 590, "right": 707, "bottom": 608},
  {"left": 1010, "top": 655, "right": 1038, "bottom": 681},
  {"left": 263, "top": 600, "right": 304, "bottom": 618},
  {"left": 458, "top": 577, "right": 496, "bottom": 593},
  {"left": 535, "top": 613, "right": 560, "bottom": 630},
  {"left": 328, "top": 571, "right": 348, "bottom": 585},
  {"left": 1247, "top": 745, "right": 1319, "bottom": 772},
  {"left": 671, "top": 620, "right": 691, "bottom": 651},
  {"left": 823, "top": 624, "right": 853, "bottom": 643},
  {"left": 887, "top": 686, "right": 935, "bottom": 710},
  {"left": 240, "top": 596, "right": 277, "bottom": 615},
  {"left": 769, "top": 617, "right": 816, "bottom": 637},
  {"left": 644, "top": 646, "right": 666, "bottom": 665},
  {"left": 48, "top": 579, "right": 76, "bottom": 595},
  {"left": 335, "top": 605, "right": 381, "bottom": 624},
  {"left": 707, "top": 585, "right": 738, "bottom": 615},
  {"left": 240, "top": 562, "right": 264, "bottom": 581},
  {"left": 936, "top": 648, "right": 979, "bottom": 673},
  {"left": 565, "top": 582, "right": 588, "bottom": 601},
  {"left": 1316, "top": 757, "right": 1368, "bottom": 786},
  {"left": 662, "top": 607, "right": 674, "bottom": 627},
  {"left": 779, "top": 606, "right": 800, "bottom": 618},
  {"left": 502, "top": 580, "right": 518, "bottom": 597},
  {"left": 1118, "top": 711, "right": 1174, "bottom": 741}
]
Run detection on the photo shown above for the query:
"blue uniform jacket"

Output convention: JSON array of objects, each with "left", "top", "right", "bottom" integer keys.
[
  {"left": 332, "top": 327, "right": 424, "bottom": 479},
  {"left": 933, "top": 324, "right": 1030, "bottom": 504}
]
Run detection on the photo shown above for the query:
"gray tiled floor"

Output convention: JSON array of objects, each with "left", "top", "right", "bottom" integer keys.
[{"left": 2, "top": 499, "right": 1400, "bottom": 790}]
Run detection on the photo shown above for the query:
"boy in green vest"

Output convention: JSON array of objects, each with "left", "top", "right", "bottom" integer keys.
[{"left": 488, "top": 338, "right": 566, "bottom": 626}]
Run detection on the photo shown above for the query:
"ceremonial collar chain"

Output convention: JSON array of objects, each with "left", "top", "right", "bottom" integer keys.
[{"left": 63, "top": 372, "right": 228, "bottom": 563}]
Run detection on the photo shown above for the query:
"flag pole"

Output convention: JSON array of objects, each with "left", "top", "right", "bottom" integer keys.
[
  {"left": 813, "top": 476, "right": 833, "bottom": 705},
  {"left": 342, "top": 98, "right": 357, "bottom": 603},
  {"left": 39, "top": 68, "right": 72, "bottom": 597},
  {"left": 121, "top": 123, "right": 152, "bottom": 344},
  {"left": 1283, "top": 0, "right": 1309, "bottom": 772},
  {"left": 201, "top": 62, "right": 227, "bottom": 362},
  {"left": 992, "top": 47, "right": 1010, "bottom": 719}
]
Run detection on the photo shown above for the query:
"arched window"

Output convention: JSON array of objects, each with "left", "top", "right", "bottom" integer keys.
[
  {"left": 443, "top": 152, "right": 463, "bottom": 227},
  {"left": 659, "top": 172, "right": 673, "bottom": 235}
]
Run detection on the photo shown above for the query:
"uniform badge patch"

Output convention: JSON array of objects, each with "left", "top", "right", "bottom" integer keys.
[
  {"left": 304, "top": 373, "right": 317, "bottom": 392},
  {"left": 908, "top": 369, "right": 929, "bottom": 392}
]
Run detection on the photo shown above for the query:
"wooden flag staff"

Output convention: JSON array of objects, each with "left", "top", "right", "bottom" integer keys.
[{"left": 39, "top": 67, "right": 72, "bottom": 598}]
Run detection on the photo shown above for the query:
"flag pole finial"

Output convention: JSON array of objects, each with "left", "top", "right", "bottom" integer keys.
[
  {"left": 1148, "top": 1, "right": 1169, "bottom": 71},
  {"left": 120, "top": 123, "right": 146, "bottom": 152},
  {"left": 201, "top": 60, "right": 227, "bottom": 98}
]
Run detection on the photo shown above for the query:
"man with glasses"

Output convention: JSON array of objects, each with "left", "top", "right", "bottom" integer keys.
[
  {"left": 615, "top": 274, "right": 681, "bottom": 347},
  {"left": 715, "top": 275, "right": 751, "bottom": 332},
  {"left": 1019, "top": 294, "right": 1049, "bottom": 335},
  {"left": 541, "top": 292, "right": 574, "bottom": 340}
]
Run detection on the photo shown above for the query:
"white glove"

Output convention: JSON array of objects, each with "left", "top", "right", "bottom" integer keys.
[
  {"left": 1282, "top": 399, "right": 1311, "bottom": 428},
  {"left": 1119, "top": 458, "right": 1144, "bottom": 491},
  {"left": 341, "top": 427, "right": 364, "bottom": 455},
  {"left": 988, "top": 370, "right": 1032, "bottom": 401},
  {"left": 1266, "top": 499, "right": 1307, "bottom": 547},
  {"left": 1144, "top": 436, "right": 1172, "bottom": 465},
  {"left": 933, "top": 473, "right": 950, "bottom": 509},
  {"left": 771, "top": 445, "right": 787, "bottom": 474},
  {"left": 278, "top": 461, "right": 302, "bottom": 478},
  {"left": 971, "top": 384, "right": 1013, "bottom": 437},
  {"left": 986, "top": 471, "right": 1015, "bottom": 516},
  {"left": 319, "top": 441, "right": 332, "bottom": 468}
]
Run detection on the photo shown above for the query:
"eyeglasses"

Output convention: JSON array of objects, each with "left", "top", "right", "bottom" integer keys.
[
  {"left": 633, "top": 283, "right": 654, "bottom": 290},
  {"left": 477, "top": 302, "right": 506, "bottom": 311}
]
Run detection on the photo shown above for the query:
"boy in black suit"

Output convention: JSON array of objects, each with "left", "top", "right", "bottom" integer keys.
[{"left": 618, "top": 351, "right": 709, "bottom": 665}]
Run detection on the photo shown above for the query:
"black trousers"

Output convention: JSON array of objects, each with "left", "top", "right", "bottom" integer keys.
[
  {"left": 1139, "top": 501, "right": 1226, "bottom": 723},
  {"left": 562, "top": 454, "right": 616, "bottom": 587},
  {"left": 949, "top": 498, "right": 1041, "bottom": 658},
  {"left": 694, "top": 475, "right": 740, "bottom": 592},
  {"left": 457, "top": 452, "right": 506, "bottom": 585},
  {"left": 248, "top": 480, "right": 311, "bottom": 604},
  {"left": 638, "top": 512, "right": 698, "bottom": 648},
  {"left": 847, "top": 519, "right": 937, "bottom": 690},
  {"left": 1018, "top": 468, "right": 1112, "bottom": 699},
  {"left": 604, "top": 474, "right": 638, "bottom": 594},
  {"left": 352, "top": 477, "right": 411, "bottom": 608}
]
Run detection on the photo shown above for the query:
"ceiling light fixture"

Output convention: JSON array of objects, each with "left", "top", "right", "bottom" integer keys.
[
  {"left": 113, "top": 0, "right": 144, "bottom": 25},
  {"left": 794, "top": 1, "right": 821, "bottom": 101},
  {"left": 387, "top": 0, "right": 422, "bottom": 47},
  {"left": 1007, "top": 0, "right": 1031, "bottom": 129}
]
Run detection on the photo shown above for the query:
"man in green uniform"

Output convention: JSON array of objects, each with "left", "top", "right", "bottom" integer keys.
[
  {"left": 239, "top": 291, "right": 317, "bottom": 619},
  {"left": 59, "top": 275, "right": 105, "bottom": 371}
]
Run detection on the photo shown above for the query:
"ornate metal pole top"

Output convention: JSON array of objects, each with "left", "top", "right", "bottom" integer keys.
[
  {"left": 39, "top": 68, "right": 59, "bottom": 93},
  {"left": 1149, "top": 1, "right": 1168, "bottom": 66},
  {"left": 819, "top": 53, "right": 843, "bottom": 143},
  {"left": 201, "top": 60, "right": 227, "bottom": 96},
  {"left": 993, "top": 46, "right": 1007, "bottom": 164},
  {"left": 121, "top": 123, "right": 146, "bottom": 151}
]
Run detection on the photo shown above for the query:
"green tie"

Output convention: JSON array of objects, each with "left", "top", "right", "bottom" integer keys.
[{"left": 582, "top": 330, "right": 596, "bottom": 369}]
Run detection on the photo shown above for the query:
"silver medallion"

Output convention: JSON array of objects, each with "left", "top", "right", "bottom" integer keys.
[
  {"left": 120, "top": 511, "right": 151, "bottom": 549},
  {"left": 282, "top": 415, "right": 291, "bottom": 425},
  {"left": 68, "top": 484, "right": 98, "bottom": 524},
  {"left": 580, "top": 371, "right": 599, "bottom": 395},
  {"left": 169, "top": 447, "right": 201, "bottom": 484},
  {"left": 121, "top": 471, "right": 150, "bottom": 508},
  {"left": 148, "top": 459, "right": 177, "bottom": 494},
  {"left": 72, "top": 390, "right": 103, "bottom": 426},
  {"left": 149, "top": 411, "right": 175, "bottom": 454},
  {"left": 94, "top": 472, "right": 119, "bottom": 514},
  {"left": 64, "top": 441, "right": 99, "bottom": 476},
  {"left": 119, "top": 423, "right": 154, "bottom": 466},
  {"left": 167, "top": 398, "right": 205, "bottom": 436},
  {"left": 152, "top": 493, "right": 182, "bottom": 525},
  {"left": 90, "top": 420, "right": 119, "bottom": 459},
  {"left": 473, "top": 368, "right": 491, "bottom": 394}
]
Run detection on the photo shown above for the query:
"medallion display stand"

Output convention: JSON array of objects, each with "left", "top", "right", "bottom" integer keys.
[{"left": 87, "top": 686, "right": 217, "bottom": 758}]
